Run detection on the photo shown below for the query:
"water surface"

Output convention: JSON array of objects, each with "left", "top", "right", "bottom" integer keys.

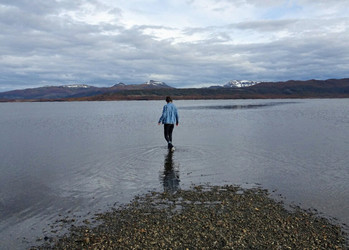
[{"left": 0, "top": 99, "right": 348, "bottom": 249}]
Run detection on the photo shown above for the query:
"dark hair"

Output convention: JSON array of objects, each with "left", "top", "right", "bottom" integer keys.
[{"left": 166, "top": 96, "right": 172, "bottom": 103}]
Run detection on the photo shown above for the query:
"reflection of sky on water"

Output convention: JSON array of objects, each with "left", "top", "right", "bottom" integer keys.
[{"left": 160, "top": 151, "right": 180, "bottom": 193}]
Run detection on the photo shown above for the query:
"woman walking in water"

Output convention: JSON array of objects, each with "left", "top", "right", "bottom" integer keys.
[{"left": 158, "top": 96, "right": 179, "bottom": 151}]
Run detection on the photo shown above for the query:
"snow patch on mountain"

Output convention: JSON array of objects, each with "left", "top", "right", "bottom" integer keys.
[
  {"left": 62, "top": 84, "right": 92, "bottom": 88},
  {"left": 223, "top": 80, "right": 260, "bottom": 88}
]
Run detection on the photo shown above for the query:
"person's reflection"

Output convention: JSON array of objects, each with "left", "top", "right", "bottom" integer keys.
[{"left": 161, "top": 151, "right": 180, "bottom": 193}]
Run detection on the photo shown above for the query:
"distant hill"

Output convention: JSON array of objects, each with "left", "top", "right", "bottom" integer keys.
[
  {"left": 250, "top": 78, "right": 349, "bottom": 97},
  {"left": 0, "top": 78, "right": 348, "bottom": 102},
  {"left": 0, "top": 85, "right": 101, "bottom": 100}
]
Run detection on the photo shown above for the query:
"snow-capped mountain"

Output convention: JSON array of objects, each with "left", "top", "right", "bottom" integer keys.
[
  {"left": 223, "top": 80, "right": 260, "bottom": 88},
  {"left": 207, "top": 80, "right": 260, "bottom": 89},
  {"left": 144, "top": 80, "right": 170, "bottom": 87},
  {"left": 111, "top": 80, "right": 173, "bottom": 90},
  {"left": 112, "top": 82, "right": 126, "bottom": 87}
]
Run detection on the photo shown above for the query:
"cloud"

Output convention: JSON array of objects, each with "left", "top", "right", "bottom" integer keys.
[{"left": 0, "top": 0, "right": 348, "bottom": 91}]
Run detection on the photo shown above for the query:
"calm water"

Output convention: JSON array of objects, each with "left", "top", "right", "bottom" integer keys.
[{"left": 0, "top": 99, "right": 348, "bottom": 249}]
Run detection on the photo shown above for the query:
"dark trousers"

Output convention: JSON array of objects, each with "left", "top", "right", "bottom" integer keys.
[{"left": 164, "top": 124, "right": 174, "bottom": 145}]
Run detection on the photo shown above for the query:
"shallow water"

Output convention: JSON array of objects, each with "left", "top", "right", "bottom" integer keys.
[{"left": 0, "top": 99, "right": 348, "bottom": 249}]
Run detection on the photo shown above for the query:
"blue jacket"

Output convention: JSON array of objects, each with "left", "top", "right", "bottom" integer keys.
[{"left": 158, "top": 102, "right": 179, "bottom": 124}]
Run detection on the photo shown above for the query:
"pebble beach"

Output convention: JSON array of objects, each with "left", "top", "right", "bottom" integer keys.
[{"left": 31, "top": 185, "right": 347, "bottom": 249}]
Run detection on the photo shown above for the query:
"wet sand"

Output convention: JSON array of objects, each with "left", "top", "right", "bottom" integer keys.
[{"left": 31, "top": 185, "right": 347, "bottom": 249}]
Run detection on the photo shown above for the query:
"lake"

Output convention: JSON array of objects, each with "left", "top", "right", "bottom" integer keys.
[{"left": 0, "top": 99, "right": 348, "bottom": 249}]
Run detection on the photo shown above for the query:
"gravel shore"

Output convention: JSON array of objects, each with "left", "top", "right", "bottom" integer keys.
[{"left": 32, "top": 185, "right": 347, "bottom": 249}]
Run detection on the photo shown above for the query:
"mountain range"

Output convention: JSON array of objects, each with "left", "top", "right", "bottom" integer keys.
[
  {"left": 0, "top": 78, "right": 349, "bottom": 101},
  {"left": 0, "top": 80, "right": 255, "bottom": 100},
  {"left": 0, "top": 80, "right": 172, "bottom": 100}
]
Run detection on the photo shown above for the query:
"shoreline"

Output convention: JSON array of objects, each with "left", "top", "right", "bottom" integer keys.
[
  {"left": 1, "top": 95, "right": 349, "bottom": 103},
  {"left": 31, "top": 185, "right": 347, "bottom": 249}
]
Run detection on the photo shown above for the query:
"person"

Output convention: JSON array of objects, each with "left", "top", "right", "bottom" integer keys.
[{"left": 158, "top": 96, "right": 179, "bottom": 151}]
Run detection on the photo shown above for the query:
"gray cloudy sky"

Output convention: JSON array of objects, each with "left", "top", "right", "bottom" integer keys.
[{"left": 0, "top": 0, "right": 348, "bottom": 91}]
